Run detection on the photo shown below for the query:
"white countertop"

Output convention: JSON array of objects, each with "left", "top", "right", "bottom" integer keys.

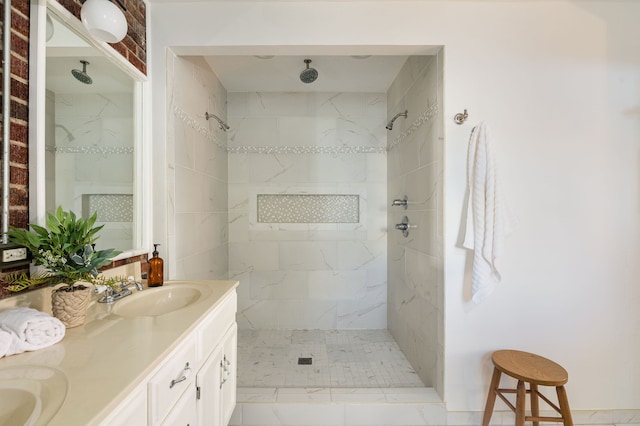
[{"left": 0, "top": 280, "right": 238, "bottom": 426}]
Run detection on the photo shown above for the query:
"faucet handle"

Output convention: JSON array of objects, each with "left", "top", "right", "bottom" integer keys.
[{"left": 126, "top": 275, "right": 144, "bottom": 291}]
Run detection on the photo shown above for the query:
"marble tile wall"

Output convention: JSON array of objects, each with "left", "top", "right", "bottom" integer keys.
[
  {"left": 228, "top": 92, "right": 387, "bottom": 330},
  {"left": 51, "top": 91, "right": 134, "bottom": 251},
  {"left": 386, "top": 53, "right": 444, "bottom": 390},
  {"left": 167, "top": 54, "right": 229, "bottom": 280}
]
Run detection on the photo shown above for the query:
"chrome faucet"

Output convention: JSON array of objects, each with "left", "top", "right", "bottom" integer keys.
[{"left": 98, "top": 276, "right": 143, "bottom": 303}]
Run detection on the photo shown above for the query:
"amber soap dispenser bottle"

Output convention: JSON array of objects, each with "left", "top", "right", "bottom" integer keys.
[{"left": 148, "top": 243, "right": 164, "bottom": 287}]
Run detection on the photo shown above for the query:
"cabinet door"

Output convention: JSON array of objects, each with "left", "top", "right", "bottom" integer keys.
[
  {"left": 161, "top": 384, "right": 198, "bottom": 426},
  {"left": 221, "top": 323, "right": 237, "bottom": 426},
  {"left": 196, "top": 344, "right": 223, "bottom": 426}
]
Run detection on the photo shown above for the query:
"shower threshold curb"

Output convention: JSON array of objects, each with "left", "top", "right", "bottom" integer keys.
[{"left": 231, "top": 386, "right": 446, "bottom": 426}]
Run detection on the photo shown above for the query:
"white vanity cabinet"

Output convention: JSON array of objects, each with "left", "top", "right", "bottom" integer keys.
[
  {"left": 197, "top": 323, "right": 237, "bottom": 426},
  {"left": 153, "top": 291, "right": 238, "bottom": 425},
  {"left": 97, "top": 285, "right": 237, "bottom": 426}
]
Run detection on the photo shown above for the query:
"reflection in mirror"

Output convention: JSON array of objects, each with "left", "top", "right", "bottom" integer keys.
[{"left": 45, "top": 12, "right": 135, "bottom": 252}]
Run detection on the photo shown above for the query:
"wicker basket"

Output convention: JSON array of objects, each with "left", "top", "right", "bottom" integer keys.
[{"left": 51, "top": 284, "right": 91, "bottom": 328}]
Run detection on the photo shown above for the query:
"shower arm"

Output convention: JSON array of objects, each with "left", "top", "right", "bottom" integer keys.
[
  {"left": 386, "top": 110, "right": 408, "bottom": 130},
  {"left": 205, "top": 112, "right": 230, "bottom": 131}
]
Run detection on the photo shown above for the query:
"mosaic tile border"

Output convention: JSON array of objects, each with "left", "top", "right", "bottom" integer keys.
[
  {"left": 387, "top": 103, "right": 439, "bottom": 151},
  {"left": 173, "top": 103, "right": 438, "bottom": 155},
  {"left": 257, "top": 194, "right": 360, "bottom": 224},
  {"left": 48, "top": 145, "right": 134, "bottom": 154},
  {"left": 228, "top": 145, "right": 386, "bottom": 155},
  {"left": 173, "top": 105, "right": 228, "bottom": 151}
]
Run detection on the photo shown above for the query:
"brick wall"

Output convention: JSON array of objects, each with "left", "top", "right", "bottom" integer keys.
[{"left": 0, "top": 0, "right": 147, "bottom": 298}]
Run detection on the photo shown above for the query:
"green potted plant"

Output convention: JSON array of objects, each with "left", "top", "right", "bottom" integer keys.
[{"left": 6, "top": 206, "right": 121, "bottom": 327}]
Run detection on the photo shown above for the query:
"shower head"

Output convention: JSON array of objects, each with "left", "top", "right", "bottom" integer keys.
[
  {"left": 386, "top": 110, "right": 408, "bottom": 130},
  {"left": 300, "top": 59, "right": 318, "bottom": 84},
  {"left": 205, "top": 112, "right": 230, "bottom": 132},
  {"left": 71, "top": 60, "right": 93, "bottom": 85}
]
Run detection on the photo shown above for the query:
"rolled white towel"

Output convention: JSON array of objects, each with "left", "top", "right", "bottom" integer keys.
[
  {"left": 0, "top": 307, "right": 65, "bottom": 352},
  {"left": 0, "top": 328, "right": 22, "bottom": 358}
]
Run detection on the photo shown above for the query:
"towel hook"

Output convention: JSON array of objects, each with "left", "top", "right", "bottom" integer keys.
[{"left": 454, "top": 109, "right": 468, "bottom": 125}]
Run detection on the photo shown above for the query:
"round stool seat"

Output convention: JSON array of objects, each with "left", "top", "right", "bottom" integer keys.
[{"left": 492, "top": 350, "right": 568, "bottom": 386}]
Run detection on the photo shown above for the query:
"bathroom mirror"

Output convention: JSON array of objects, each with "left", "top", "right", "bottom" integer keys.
[{"left": 31, "top": 3, "right": 148, "bottom": 256}]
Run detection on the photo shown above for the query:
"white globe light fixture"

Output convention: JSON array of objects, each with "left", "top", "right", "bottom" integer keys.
[{"left": 81, "top": 0, "right": 128, "bottom": 43}]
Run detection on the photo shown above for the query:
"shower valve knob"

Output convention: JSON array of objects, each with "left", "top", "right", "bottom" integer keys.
[
  {"left": 395, "top": 223, "right": 409, "bottom": 231},
  {"left": 395, "top": 216, "right": 411, "bottom": 237}
]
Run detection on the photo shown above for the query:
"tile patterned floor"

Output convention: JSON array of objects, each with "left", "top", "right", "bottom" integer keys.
[{"left": 237, "top": 329, "right": 425, "bottom": 388}]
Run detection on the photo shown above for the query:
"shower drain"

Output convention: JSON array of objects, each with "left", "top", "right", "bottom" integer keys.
[{"left": 298, "top": 357, "right": 312, "bottom": 365}]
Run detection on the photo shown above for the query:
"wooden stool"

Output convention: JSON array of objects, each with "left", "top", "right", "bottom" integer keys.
[{"left": 482, "top": 350, "right": 573, "bottom": 426}]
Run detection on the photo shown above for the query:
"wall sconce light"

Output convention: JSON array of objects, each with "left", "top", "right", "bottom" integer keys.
[{"left": 81, "top": 0, "right": 128, "bottom": 44}]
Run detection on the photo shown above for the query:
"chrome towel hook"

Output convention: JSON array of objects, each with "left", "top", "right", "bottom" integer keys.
[{"left": 454, "top": 109, "right": 468, "bottom": 125}]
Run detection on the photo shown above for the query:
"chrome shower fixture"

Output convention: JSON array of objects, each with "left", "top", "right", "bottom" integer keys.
[
  {"left": 300, "top": 59, "right": 318, "bottom": 84},
  {"left": 386, "top": 110, "right": 408, "bottom": 130},
  {"left": 205, "top": 112, "right": 230, "bottom": 131},
  {"left": 71, "top": 60, "right": 93, "bottom": 85},
  {"left": 391, "top": 195, "right": 408, "bottom": 209}
]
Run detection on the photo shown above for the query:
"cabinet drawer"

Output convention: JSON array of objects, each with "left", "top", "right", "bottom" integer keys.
[
  {"left": 148, "top": 335, "right": 197, "bottom": 425},
  {"left": 197, "top": 291, "right": 237, "bottom": 359}
]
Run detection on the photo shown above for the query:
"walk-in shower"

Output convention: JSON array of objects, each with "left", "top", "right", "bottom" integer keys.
[{"left": 170, "top": 53, "right": 444, "bottom": 402}]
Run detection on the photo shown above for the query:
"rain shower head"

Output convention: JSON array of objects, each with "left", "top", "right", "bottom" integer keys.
[
  {"left": 386, "top": 110, "right": 408, "bottom": 130},
  {"left": 71, "top": 60, "right": 93, "bottom": 85},
  {"left": 300, "top": 59, "right": 318, "bottom": 84}
]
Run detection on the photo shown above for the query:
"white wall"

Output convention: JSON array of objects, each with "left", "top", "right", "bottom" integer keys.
[
  {"left": 150, "top": 0, "right": 640, "bottom": 411},
  {"left": 228, "top": 91, "right": 387, "bottom": 330}
]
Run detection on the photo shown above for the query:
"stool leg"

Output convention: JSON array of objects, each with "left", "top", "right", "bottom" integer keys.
[
  {"left": 515, "top": 380, "right": 526, "bottom": 426},
  {"left": 530, "top": 383, "right": 539, "bottom": 426},
  {"left": 481, "top": 367, "right": 502, "bottom": 426},
  {"left": 556, "top": 385, "right": 573, "bottom": 426}
]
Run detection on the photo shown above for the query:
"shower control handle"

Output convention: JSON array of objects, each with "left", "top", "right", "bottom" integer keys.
[
  {"left": 395, "top": 216, "right": 410, "bottom": 238},
  {"left": 391, "top": 196, "right": 408, "bottom": 209},
  {"left": 395, "top": 223, "right": 408, "bottom": 231}
]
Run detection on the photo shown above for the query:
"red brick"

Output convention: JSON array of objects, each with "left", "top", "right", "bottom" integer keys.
[
  {"left": 10, "top": 165, "right": 28, "bottom": 185},
  {"left": 11, "top": 100, "right": 27, "bottom": 121},
  {"left": 9, "top": 187, "right": 28, "bottom": 206},
  {"left": 10, "top": 208, "right": 29, "bottom": 228},
  {"left": 10, "top": 123, "right": 27, "bottom": 145},
  {"left": 10, "top": 143, "right": 28, "bottom": 163}
]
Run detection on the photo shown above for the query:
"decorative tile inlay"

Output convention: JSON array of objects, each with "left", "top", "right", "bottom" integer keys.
[
  {"left": 257, "top": 194, "right": 359, "bottom": 223},
  {"left": 228, "top": 145, "right": 386, "bottom": 155},
  {"left": 50, "top": 146, "right": 134, "bottom": 154},
  {"left": 174, "top": 102, "right": 438, "bottom": 155},
  {"left": 173, "top": 105, "right": 227, "bottom": 151},
  {"left": 388, "top": 103, "right": 439, "bottom": 151},
  {"left": 82, "top": 194, "right": 133, "bottom": 222}
]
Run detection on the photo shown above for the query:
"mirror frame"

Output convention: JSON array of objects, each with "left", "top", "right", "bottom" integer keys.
[{"left": 29, "top": 0, "right": 151, "bottom": 260}]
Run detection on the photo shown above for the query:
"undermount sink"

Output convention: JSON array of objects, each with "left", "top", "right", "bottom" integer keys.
[
  {"left": 112, "top": 285, "right": 204, "bottom": 317},
  {"left": 0, "top": 366, "right": 67, "bottom": 426}
]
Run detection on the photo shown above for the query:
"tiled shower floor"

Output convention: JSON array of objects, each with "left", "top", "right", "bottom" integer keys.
[{"left": 237, "top": 329, "right": 425, "bottom": 388}]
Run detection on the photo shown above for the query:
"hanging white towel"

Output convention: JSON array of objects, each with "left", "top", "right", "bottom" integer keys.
[
  {"left": 0, "top": 307, "right": 65, "bottom": 355},
  {"left": 463, "top": 122, "right": 512, "bottom": 304}
]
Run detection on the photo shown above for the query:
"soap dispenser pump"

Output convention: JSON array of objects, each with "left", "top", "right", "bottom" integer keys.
[{"left": 148, "top": 244, "right": 164, "bottom": 287}]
